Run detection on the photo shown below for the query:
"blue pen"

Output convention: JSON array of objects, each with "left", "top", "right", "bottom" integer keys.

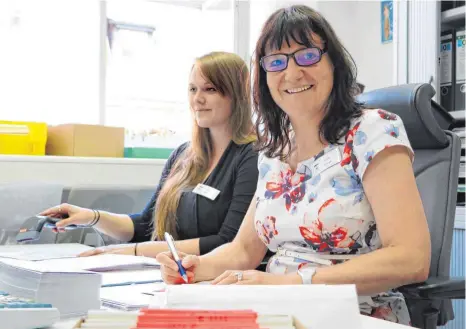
[{"left": 164, "top": 232, "right": 188, "bottom": 283}]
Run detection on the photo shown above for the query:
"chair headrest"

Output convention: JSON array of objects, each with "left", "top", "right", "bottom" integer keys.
[{"left": 357, "top": 83, "right": 449, "bottom": 149}]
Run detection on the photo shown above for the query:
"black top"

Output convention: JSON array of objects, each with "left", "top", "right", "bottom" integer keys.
[{"left": 129, "top": 141, "right": 259, "bottom": 255}]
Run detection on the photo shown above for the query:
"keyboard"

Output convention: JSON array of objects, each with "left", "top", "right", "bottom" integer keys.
[{"left": 0, "top": 291, "right": 60, "bottom": 329}]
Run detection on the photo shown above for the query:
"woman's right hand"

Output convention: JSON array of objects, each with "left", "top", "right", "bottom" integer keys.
[
  {"left": 156, "top": 251, "right": 199, "bottom": 284},
  {"left": 39, "top": 203, "right": 95, "bottom": 231}
]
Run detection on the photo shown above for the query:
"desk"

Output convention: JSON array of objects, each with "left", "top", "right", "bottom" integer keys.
[
  {"left": 46, "top": 274, "right": 410, "bottom": 329},
  {"left": 51, "top": 314, "right": 410, "bottom": 329}
]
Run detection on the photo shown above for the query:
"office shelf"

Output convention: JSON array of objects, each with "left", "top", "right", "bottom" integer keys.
[{"left": 441, "top": 6, "right": 466, "bottom": 24}]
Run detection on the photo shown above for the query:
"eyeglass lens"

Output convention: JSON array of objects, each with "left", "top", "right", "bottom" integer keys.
[{"left": 262, "top": 48, "right": 322, "bottom": 72}]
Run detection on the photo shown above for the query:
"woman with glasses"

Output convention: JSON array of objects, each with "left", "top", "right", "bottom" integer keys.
[
  {"left": 157, "top": 5, "right": 431, "bottom": 325},
  {"left": 41, "top": 51, "right": 258, "bottom": 261}
]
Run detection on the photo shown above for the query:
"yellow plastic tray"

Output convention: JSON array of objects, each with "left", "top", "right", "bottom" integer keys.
[{"left": 0, "top": 120, "right": 47, "bottom": 155}]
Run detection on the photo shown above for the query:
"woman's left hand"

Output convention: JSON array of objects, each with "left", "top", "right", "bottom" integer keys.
[{"left": 211, "top": 270, "right": 301, "bottom": 285}]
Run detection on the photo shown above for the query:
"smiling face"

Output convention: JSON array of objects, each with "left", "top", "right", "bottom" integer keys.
[
  {"left": 188, "top": 64, "right": 232, "bottom": 129},
  {"left": 265, "top": 35, "right": 334, "bottom": 121}
]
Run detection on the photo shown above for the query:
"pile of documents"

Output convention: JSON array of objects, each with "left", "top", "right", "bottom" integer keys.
[
  {"left": 0, "top": 257, "right": 101, "bottom": 318},
  {"left": 74, "top": 309, "right": 300, "bottom": 329},
  {"left": 0, "top": 243, "right": 161, "bottom": 318},
  {"left": 100, "top": 282, "right": 163, "bottom": 311}
]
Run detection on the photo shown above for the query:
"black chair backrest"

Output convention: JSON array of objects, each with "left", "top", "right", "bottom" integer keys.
[{"left": 357, "top": 83, "right": 461, "bottom": 278}]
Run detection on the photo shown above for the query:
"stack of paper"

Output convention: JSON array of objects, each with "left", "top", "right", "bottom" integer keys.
[
  {"left": 100, "top": 283, "right": 164, "bottom": 311},
  {"left": 0, "top": 257, "right": 101, "bottom": 318},
  {"left": 0, "top": 243, "right": 93, "bottom": 261},
  {"left": 35, "top": 254, "right": 160, "bottom": 272},
  {"left": 0, "top": 244, "right": 161, "bottom": 271},
  {"left": 153, "top": 285, "right": 363, "bottom": 329},
  {"left": 101, "top": 268, "right": 162, "bottom": 287},
  {"left": 0, "top": 244, "right": 162, "bottom": 317}
]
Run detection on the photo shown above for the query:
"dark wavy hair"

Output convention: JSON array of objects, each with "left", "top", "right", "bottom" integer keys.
[{"left": 252, "top": 5, "right": 364, "bottom": 159}]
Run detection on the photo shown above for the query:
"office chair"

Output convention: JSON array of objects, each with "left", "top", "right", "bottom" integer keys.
[
  {"left": 55, "top": 185, "right": 155, "bottom": 246},
  {"left": 0, "top": 182, "right": 64, "bottom": 245},
  {"left": 358, "top": 83, "right": 464, "bottom": 329}
]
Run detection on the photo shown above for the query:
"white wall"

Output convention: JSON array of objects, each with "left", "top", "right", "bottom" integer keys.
[
  {"left": 249, "top": 0, "right": 396, "bottom": 92},
  {"left": 317, "top": 1, "right": 395, "bottom": 91},
  {"left": 249, "top": 0, "right": 320, "bottom": 55}
]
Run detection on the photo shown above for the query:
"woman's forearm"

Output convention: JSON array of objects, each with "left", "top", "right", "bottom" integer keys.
[
  {"left": 137, "top": 239, "right": 255, "bottom": 275},
  {"left": 93, "top": 211, "right": 135, "bottom": 242},
  {"left": 195, "top": 241, "right": 264, "bottom": 282},
  {"left": 312, "top": 246, "right": 430, "bottom": 295}
]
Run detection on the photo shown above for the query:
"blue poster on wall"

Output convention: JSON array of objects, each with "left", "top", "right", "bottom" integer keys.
[{"left": 381, "top": 0, "right": 393, "bottom": 44}]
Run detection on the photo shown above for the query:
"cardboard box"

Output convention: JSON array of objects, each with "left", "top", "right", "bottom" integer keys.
[{"left": 46, "top": 124, "right": 125, "bottom": 158}]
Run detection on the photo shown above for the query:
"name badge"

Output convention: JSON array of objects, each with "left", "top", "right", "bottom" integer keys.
[
  {"left": 192, "top": 184, "right": 221, "bottom": 201},
  {"left": 311, "top": 147, "right": 341, "bottom": 177}
]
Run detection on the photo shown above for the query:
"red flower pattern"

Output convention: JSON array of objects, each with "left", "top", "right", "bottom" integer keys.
[
  {"left": 299, "top": 198, "right": 357, "bottom": 252},
  {"left": 264, "top": 169, "right": 306, "bottom": 212},
  {"left": 341, "top": 122, "right": 360, "bottom": 170}
]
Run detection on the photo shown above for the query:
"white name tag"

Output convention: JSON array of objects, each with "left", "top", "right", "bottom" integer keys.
[
  {"left": 311, "top": 147, "right": 341, "bottom": 177},
  {"left": 192, "top": 183, "right": 221, "bottom": 201}
]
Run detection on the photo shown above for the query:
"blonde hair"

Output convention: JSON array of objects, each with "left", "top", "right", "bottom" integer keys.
[{"left": 152, "top": 51, "right": 256, "bottom": 240}]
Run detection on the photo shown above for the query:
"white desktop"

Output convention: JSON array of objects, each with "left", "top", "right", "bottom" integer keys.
[{"left": 0, "top": 244, "right": 411, "bottom": 329}]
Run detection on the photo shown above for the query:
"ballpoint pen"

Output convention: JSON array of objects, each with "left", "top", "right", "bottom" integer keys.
[{"left": 164, "top": 232, "right": 188, "bottom": 284}]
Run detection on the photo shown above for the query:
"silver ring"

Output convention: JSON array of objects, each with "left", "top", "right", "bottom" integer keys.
[{"left": 235, "top": 272, "right": 243, "bottom": 282}]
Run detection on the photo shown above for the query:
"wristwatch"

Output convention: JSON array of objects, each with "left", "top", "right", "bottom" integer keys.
[{"left": 297, "top": 267, "right": 317, "bottom": 284}]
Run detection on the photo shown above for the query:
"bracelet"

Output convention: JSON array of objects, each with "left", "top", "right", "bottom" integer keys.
[
  {"left": 91, "top": 210, "right": 101, "bottom": 227},
  {"left": 134, "top": 243, "right": 138, "bottom": 256},
  {"left": 87, "top": 209, "right": 97, "bottom": 227},
  {"left": 297, "top": 267, "right": 317, "bottom": 284}
]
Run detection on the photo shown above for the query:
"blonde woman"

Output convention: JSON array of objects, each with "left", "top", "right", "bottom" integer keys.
[{"left": 41, "top": 52, "right": 258, "bottom": 268}]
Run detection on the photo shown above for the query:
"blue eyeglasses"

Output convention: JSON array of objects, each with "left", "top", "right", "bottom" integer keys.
[{"left": 260, "top": 46, "right": 328, "bottom": 72}]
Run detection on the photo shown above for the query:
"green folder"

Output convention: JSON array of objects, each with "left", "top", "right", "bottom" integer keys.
[{"left": 124, "top": 147, "right": 174, "bottom": 159}]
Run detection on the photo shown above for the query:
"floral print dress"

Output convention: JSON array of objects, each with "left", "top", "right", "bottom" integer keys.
[{"left": 254, "top": 109, "right": 414, "bottom": 325}]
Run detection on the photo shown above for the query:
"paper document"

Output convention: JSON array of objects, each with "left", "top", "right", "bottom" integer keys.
[
  {"left": 26, "top": 254, "right": 160, "bottom": 272},
  {"left": 0, "top": 257, "right": 93, "bottom": 274},
  {"left": 0, "top": 243, "right": 93, "bottom": 261},
  {"left": 100, "top": 283, "right": 163, "bottom": 311},
  {"left": 101, "top": 268, "right": 163, "bottom": 287},
  {"left": 151, "top": 284, "right": 363, "bottom": 329}
]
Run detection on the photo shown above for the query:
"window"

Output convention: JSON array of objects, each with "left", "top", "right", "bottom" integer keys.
[
  {"left": 105, "top": 0, "right": 235, "bottom": 148},
  {"left": 0, "top": 0, "right": 238, "bottom": 148},
  {"left": 0, "top": 0, "right": 101, "bottom": 124}
]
